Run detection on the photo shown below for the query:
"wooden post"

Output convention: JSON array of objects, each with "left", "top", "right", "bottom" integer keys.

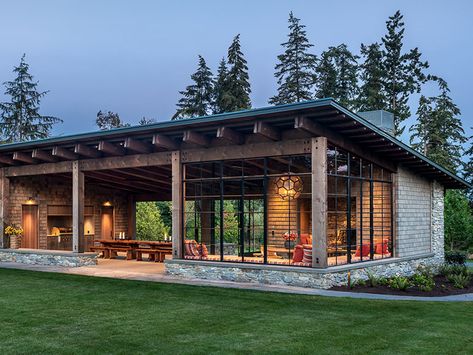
[
  {"left": 312, "top": 137, "right": 328, "bottom": 268},
  {"left": 171, "top": 151, "right": 183, "bottom": 258},
  {"left": 0, "top": 169, "right": 9, "bottom": 249},
  {"left": 72, "top": 161, "right": 85, "bottom": 253}
]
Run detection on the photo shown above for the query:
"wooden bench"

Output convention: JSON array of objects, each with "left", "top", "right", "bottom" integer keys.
[
  {"left": 108, "top": 247, "right": 134, "bottom": 260},
  {"left": 136, "top": 248, "right": 172, "bottom": 262},
  {"left": 90, "top": 246, "right": 110, "bottom": 259}
]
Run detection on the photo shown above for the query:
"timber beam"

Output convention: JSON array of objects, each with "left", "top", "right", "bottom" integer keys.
[
  {"left": 74, "top": 144, "right": 101, "bottom": 158},
  {"left": 52, "top": 146, "right": 78, "bottom": 160},
  {"left": 32, "top": 149, "right": 56, "bottom": 163},
  {"left": 295, "top": 116, "right": 396, "bottom": 172},
  {"left": 253, "top": 121, "right": 280, "bottom": 141},
  {"left": 183, "top": 130, "right": 210, "bottom": 147},
  {"left": 13, "top": 152, "right": 35, "bottom": 164},
  {"left": 124, "top": 137, "right": 152, "bottom": 154},
  {"left": 152, "top": 134, "right": 178, "bottom": 150},
  {"left": 216, "top": 126, "right": 243, "bottom": 145},
  {"left": 0, "top": 155, "right": 15, "bottom": 165},
  {"left": 98, "top": 141, "right": 125, "bottom": 156}
]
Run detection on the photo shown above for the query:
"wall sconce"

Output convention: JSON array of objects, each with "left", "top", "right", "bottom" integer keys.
[
  {"left": 275, "top": 175, "right": 303, "bottom": 200},
  {"left": 103, "top": 201, "right": 112, "bottom": 207}
]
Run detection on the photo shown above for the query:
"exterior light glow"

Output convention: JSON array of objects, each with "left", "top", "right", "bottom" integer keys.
[{"left": 103, "top": 201, "right": 112, "bottom": 207}]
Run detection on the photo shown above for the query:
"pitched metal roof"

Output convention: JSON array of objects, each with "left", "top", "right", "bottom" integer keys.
[{"left": 0, "top": 98, "right": 469, "bottom": 189}]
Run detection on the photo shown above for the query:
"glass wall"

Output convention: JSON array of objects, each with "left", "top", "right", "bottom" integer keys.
[
  {"left": 183, "top": 145, "right": 393, "bottom": 268},
  {"left": 327, "top": 145, "right": 393, "bottom": 266},
  {"left": 183, "top": 155, "right": 312, "bottom": 266}
]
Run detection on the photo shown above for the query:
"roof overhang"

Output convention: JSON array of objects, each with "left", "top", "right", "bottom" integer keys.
[{"left": 0, "top": 98, "right": 469, "bottom": 189}]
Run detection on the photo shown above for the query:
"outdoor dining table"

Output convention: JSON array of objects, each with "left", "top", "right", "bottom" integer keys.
[{"left": 94, "top": 239, "right": 172, "bottom": 260}]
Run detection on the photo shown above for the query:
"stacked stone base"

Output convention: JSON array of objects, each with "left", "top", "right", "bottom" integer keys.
[
  {"left": 165, "top": 253, "right": 441, "bottom": 290},
  {"left": 0, "top": 249, "right": 98, "bottom": 267}
]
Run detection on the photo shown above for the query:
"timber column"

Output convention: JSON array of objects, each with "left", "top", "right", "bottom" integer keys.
[
  {"left": 171, "top": 151, "right": 183, "bottom": 258},
  {"left": 72, "top": 161, "right": 85, "bottom": 253},
  {"left": 0, "top": 168, "right": 9, "bottom": 249},
  {"left": 312, "top": 137, "right": 328, "bottom": 268}
]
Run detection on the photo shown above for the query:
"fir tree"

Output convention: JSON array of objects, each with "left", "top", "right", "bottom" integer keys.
[
  {"left": 213, "top": 58, "right": 232, "bottom": 114},
  {"left": 269, "top": 12, "right": 317, "bottom": 105},
  {"left": 315, "top": 44, "right": 358, "bottom": 108},
  {"left": 226, "top": 34, "right": 251, "bottom": 111},
  {"left": 0, "top": 55, "right": 62, "bottom": 143},
  {"left": 315, "top": 48, "right": 338, "bottom": 99},
  {"left": 409, "top": 77, "right": 466, "bottom": 172},
  {"left": 173, "top": 55, "right": 213, "bottom": 119},
  {"left": 139, "top": 117, "right": 156, "bottom": 125},
  {"left": 464, "top": 133, "right": 473, "bottom": 202},
  {"left": 96, "top": 110, "right": 129, "bottom": 130},
  {"left": 356, "top": 43, "right": 387, "bottom": 111},
  {"left": 381, "top": 10, "right": 429, "bottom": 136}
]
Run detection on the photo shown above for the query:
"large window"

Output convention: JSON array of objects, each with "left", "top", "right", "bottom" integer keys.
[
  {"left": 183, "top": 155, "right": 312, "bottom": 266},
  {"left": 327, "top": 145, "right": 393, "bottom": 266}
]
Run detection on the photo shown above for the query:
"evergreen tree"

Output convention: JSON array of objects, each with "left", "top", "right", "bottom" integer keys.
[
  {"left": 463, "top": 131, "right": 473, "bottom": 201},
  {"left": 356, "top": 43, "right": 387, "bottom": 111},
  {"left": 0, "top": 55, "right": 62, "bottom": 143},
  {"left": 315, "top": 44, "right": 358, "bottom": 108},
  {"left": 315, "top": 48, "right": 338, "bottom": 99},
  {"left": 409, "top": 77, "right": 466, "bottom": 172},
  {"left": 96, "top": 110, "right": 129, "bottom": 130},
  {"left": 269, "top": 12, "right": 317, "bottom": 105},
  {"left": 173, "top": 55, "right": 213, "bottom": 119},
  {"left": 226, "top": 34, "right": 251, "bottom": 111},
  {"left": 381, "top": 10, "right": 429, "bottom": 136},
  {"left": 213, "top": 58, "right": 231, "bottom": 114},
  {"left": 139, "top": 117, "right": 156, "bottom": 125}
]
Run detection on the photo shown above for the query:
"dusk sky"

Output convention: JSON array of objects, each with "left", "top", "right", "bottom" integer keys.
[{"left": 0, "top": 0, "right": 472, "bottom": 144}]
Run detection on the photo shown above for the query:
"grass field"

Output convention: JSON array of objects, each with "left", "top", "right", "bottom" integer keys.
[{"left": 0, "top": 268, "right": 472, "bottom": 354}]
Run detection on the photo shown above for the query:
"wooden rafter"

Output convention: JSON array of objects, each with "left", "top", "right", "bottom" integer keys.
[
  {"left": 13, "top": 151, "right": 35, "bottom": 164},
  {"left": 98, "top": 141, "right": 125, "bottom": 156},
  {"left": 0, "top": 155, "right": 15, "bottom": 165},
  {"left": 253, "top": 121, "right": 280, "bottom": 141},
  {"left": 152, "top": 134, "right": 178, "bottom": 150},
  {"left": 52, "top": 146, "right": 78, "bottom": 160},
  {"left": 32, "top": 149, "right": 56, "bottom": 163},
  {"left": 216, "top": 126, "right": 243, "bottom": 145},
  {"left": 183, "top": 130, "right": 209, "bottom": 147},
  {"left": 74, "top": 144, "right": 101, "bottom": 158},
  {"left": 124, "top": 137, "right": 152, "bottom": 154}
]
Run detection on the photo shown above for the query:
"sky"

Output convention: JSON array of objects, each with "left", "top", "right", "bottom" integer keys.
[{"left": 0, "top": 0, "right": 472, "bottom": 145}]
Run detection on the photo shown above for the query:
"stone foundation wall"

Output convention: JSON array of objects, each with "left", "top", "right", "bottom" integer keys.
[
  {"left": 165, "top": 254, "right": 439, "bottom": 289},
  {"left": 0, "top": 249, "right": 97, "bottom": 267}
]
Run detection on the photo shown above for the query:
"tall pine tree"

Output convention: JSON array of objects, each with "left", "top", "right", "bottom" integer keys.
[
  {"left": 226, "top": 34, "right": 251, "bottom": 111},
  {"left": 173, "top": 55, "right": 214, "bottom": 119},
  {"left": 315, "top": 44, "right": 358, "bottom": 108},
  {"left": 409, "top": 77, "right": 466, "bottom": 172},
  {"left": 464, "top": 133, "right": 473, "bottom": 201},
  {"left": 0, "top": 55, "right": 62, "bottom": 143},
  {"left": 356, "top": 43, "right": 387, "bottom": 111},
  {"left": 213, "top": 58, "right": 231, "bottom": 114},
  {"left": 381, "top": 10, "right": 429, "bottom": 136},
  {"left": 269, "top": 12, "right": 317, "bottom": 105},
  {"left": 315, "top": 48, "right": 338, "bottom": 99}
]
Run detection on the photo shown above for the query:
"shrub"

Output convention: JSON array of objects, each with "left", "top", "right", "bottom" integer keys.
[
  {"left": 411, "top": 273, "right": 435, "bottom": 292},
  {"left": 355, "top": 279, "right": 366, "bottom": 287},
  {"left": 388, "top": 276, "right": 411, "bottom": 291},
  {"left": 378, "top": 277, "right": 389, "bottom": 286},
  {"left": 447, "top": 273, "right": 472, "bottom": 289},
  {"left": 439, "top": 264, "right": 468, "bottom": 277},
  {"left": 445, "top": 250, "right": 467, "bottom": 266},
  {"left": 365, "top": 271, "right": 379, "bottom": 287}
]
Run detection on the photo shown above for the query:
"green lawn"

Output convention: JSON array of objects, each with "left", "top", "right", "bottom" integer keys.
[{"left": 0, "top": 269, "right": 472, "bottom": 354}]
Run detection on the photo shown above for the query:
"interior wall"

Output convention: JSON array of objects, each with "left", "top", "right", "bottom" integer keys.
[{"left": 8, "top": 175, "right": 129, "bottom": 249}]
